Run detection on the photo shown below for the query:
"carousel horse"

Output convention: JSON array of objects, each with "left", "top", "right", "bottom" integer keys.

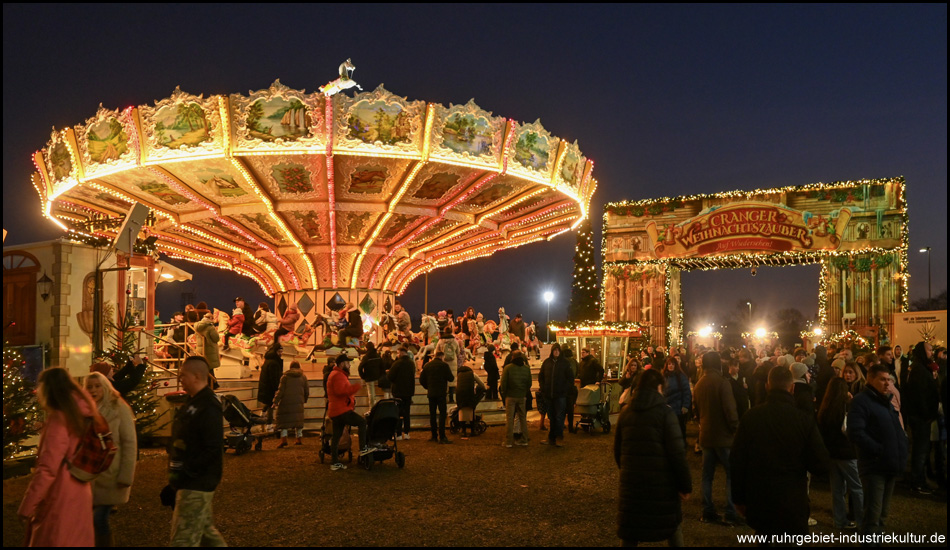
[
  {"left": 319, "top": 58, "right": 362, "bottom": 96},
  {"left": 496, "top": 308, "right": 512, "bottom": 351}
]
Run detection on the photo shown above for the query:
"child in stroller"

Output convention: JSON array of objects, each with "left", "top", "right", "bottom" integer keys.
[
  {"left": 221, "top": 394, "right": 267, "bottom": 454},
  {"left": 358, "top": 398, "right": 406, "bottom": 470}
]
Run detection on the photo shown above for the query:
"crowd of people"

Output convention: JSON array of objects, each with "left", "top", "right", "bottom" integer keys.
[
  {"left": 14, "top": 290, "right": 947, "bottom": 547},
  {"left": 613, "top": 339, "right": 948, "bottom": 545}
]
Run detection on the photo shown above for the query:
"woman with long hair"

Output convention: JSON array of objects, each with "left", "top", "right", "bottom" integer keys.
[
  {"left": 663, "top": 355, "right": 692, "bottom": 447},
  {"left": 84, "top": 372, "right": 137, "bottom": 546},
  {"left": 18, "top": 368, "right": 100, "bottom": 546},
  {"left": 841, "top": 362, "right": 866, "bottom": 397},
  {"left": 818, "top": 377, "right": 864, "bottom": 529}
]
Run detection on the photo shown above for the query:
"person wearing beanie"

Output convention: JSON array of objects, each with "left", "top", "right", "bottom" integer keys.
[
  {"left": 222, "top": 307, "right": 244, "bottom": 352},
  {"left": 789, "top": 362, "right": 816, "bottom": 417},
  {"left": 693, "top": 351, "right": 741, "bottom": 526}
]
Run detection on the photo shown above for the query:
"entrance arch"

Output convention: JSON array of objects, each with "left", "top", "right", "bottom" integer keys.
[
  {"left": 3, "top": 250, "right": 41, "bottom": 346},
  {"left": 601, "top": 177, "right": 907, "bottom": 348}
]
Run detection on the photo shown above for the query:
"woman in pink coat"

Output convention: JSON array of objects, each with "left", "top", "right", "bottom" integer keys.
[{"left": 18, "top": 367, "right": 99, "bottom": 547}]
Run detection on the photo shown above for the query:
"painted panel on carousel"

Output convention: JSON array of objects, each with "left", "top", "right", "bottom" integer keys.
[
  {"left": 453, "top": 175, "right": 530, "bottom": 214},
  {"left": 75, "top": 106, "right": 136, "bottom": 178},
  {"left": 286, "top": 210, "right": 331, "bottom": 245},
  {"left": 336, "top": 157, "right": 410, "bottom": 200},
  {"left": 138, "top": 88, "right": 224, "bottom": 162},
  {"left": 334, "top": 86, "right": 425, "bottom": 156},
  {"left": 98, "top": 171, "right": 192, "bottom": 209},
  {"left": 336, "top": 211, "right": 382, "bottom": 245},
  {"left": 375, "top": 213, "right": 423, "bottom": 246},
  {"left": 507, "top": 120, "right": 558, "bottom": 183},
  {"left": 403, "top": 165, "right": 472, "bottom": 205},
  {"left": 62, "top": 185, "right": 132, "bottom": 214},
  {"left": 236, "top": 213, "right": 289, "bottom": 245},
  {"left": 163, "top": 159, "right": 252, "bottom": 203},
  {"left": 43, "top": 129, "right": 77, "bottom": 192},
  {"left": 556, "top": 140, "right": 586, "bottom": 190},
  {"left": 230, "top": 81, "right": 325, "bottom": 152},
  {"left": 246, "top": 155, "right": 327, "bottom": 200},
  {"left": 429, "top": 100, "right": 505, "bottom": 167},
  {"left": 190, "top": 218, "right": 245, "bottom": 242}
]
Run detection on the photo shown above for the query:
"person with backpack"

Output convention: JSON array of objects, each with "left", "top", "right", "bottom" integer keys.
[
  {"left": 18, "top": 367, "right": 100, "bottom": 547},
  {"left": 84, "top": 371, "right": 137, "bottom": 547}
]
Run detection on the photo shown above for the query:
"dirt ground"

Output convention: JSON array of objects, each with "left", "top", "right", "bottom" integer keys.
[{"left": 4, "top": 420, "right": 947, "bottom": 547}]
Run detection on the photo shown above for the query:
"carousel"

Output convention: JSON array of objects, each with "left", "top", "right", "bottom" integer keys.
[{"left": 29, "top": 63, "right": 598, "bottom": 351}]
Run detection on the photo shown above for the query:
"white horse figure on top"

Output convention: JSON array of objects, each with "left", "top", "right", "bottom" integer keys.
[{"left": 320, "top": 58, "right": 363, "bottom": 96}]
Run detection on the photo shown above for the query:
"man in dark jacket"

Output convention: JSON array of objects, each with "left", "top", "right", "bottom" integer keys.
[
  {"left": 168, "top": 356, "right": 226, "bottom": 546},
  {"left": 790, "top": 362, "right": 816, "bottom": 417},
  {"left": 693, "top": 351, "right": 741, "bottom": 525},
  {"left": 578, "top": 348, "right": 605, "bottom": 387},
  {"left": 387, "top": 346, "right": 416, "bottom": 439},
  {"left": 615, "top": 369, "right": 692, "bottom": 546},
  {"left": 357, "top": 342, "right": 383, "bottom": 408},
  {"left": 420, "top": 351, "right": 455, "bottom": 444},
  {"left": 257, "top": 343, "right": 284, "bottom": 426},
  {"left": 539, "top": 343, "right": 574, "bottom": 447},
  {"left": 902, "top": 341, "right": 939, "bottom": 494},
  {"left": 509, "top": 313, "right": 526, "bottom": 345},
  {"left": 731, "top": 366, "right": 829, "bottom": 538},
  {"left": 848, "top": 364, "right": 909, "bottom": 538}
]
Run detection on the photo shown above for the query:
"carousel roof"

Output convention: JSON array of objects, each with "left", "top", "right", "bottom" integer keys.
[{"left": 31, "top": 80, "right": 597, "bottom": 295}]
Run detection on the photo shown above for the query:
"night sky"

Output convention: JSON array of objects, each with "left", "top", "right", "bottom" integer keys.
[{"left": 3, "top": 5, "right": 946, "bottom": 331}]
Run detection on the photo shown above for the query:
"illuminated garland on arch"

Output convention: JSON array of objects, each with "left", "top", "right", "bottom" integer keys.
[
  {"left": 821, "top": 329, "right": 871, "bottom": 351},
  {"left": 600, "top": 177, "right": 909, "bottom": 349},
  {"left": 548, "top": 321, "right": 645, "bottom": 333}
]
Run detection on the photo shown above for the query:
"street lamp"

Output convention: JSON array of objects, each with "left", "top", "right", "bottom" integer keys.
[
  {"left": 746, "top": 301, "right": 752, "bottom": 323},
  {"left": 543, "top": 291, "right": 554, "bottom": 343},
  {"left": 920, "top": 246, "right": 931, "bottom": 302}
]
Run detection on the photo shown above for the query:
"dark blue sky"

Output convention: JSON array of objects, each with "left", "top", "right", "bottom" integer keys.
[{"left": 3, "top": 4, "right": 946, "bottom": 328}]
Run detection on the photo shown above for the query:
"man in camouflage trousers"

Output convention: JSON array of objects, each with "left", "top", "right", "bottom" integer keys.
[{"left": 168, "top": 357, "right": 227, "bottom": 547}]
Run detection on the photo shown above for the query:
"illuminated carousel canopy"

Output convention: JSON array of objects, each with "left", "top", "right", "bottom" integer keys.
[{"left": 32, "top": 80, "right": 597, "bottom": 298}]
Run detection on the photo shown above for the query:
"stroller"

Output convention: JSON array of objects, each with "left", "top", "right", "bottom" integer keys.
[
  {"left": 318, "top": 414, "right": 354, "bottom": 464},
  {"left": 448, "top": 405, "right": 488, "bottom": 436},
  {"left": 221, "top": 395, "right": 266, "bottom": 455},
  {"left": 358, "top": 398, "right": 406, "bottom": 471},
  {"left": 574, "top": 381, "right": 611, "bottom": 434}
]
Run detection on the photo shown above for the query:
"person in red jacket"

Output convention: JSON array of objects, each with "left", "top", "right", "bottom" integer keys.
[
  {"left": 223, "top": 307, "right": 244, "bottom": 351},
  {"left": 326, "top": 354, "right": 374, "bottom": 471}
]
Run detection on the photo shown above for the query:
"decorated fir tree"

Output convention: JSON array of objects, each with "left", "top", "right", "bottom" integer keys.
[
  {"left": 568, "top": 218, "right": 600, "bottom": 322},
  {"left": 3, "top": 343, "right": 40, "bottom": 459},
  {"left": 102, "top": 310, "right": 167, "bottom": 443}
]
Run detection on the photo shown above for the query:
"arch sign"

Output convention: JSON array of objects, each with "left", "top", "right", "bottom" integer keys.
[{"left": 602, "top": 177, "right": 908, "bottom": 347}]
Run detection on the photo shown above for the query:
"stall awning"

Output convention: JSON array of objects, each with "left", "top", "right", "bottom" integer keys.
[{"left": 154, "top": 260, "right": 192, "bottom": 283}]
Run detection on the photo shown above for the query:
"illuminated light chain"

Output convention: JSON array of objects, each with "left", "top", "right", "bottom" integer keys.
[
  {"left": 475, "top": 187, "right": 549, "bottom": 225},
  {"left": 226, "top": 155, "right": 317, "bottom": 289},
  {"left": 571, "top": 161, "right": 595, "bottom": 230},
  {"left": 382, "top": 256, "right": 417, "bottom": 291},
  {"left": 215, "top": 217, "right": 293, "bottom": 291},
  {"left": 146, "top": 166, "right": 219, "bottom": 215},
  {"left": 176, "top": 224, "right": 256, "bottom": 257},
  {"left": 819, "top": 329, "right": 871, "bottom": 351},
  {"left": 319, "top": 95, "right": 341, "bottom": 287},
  {"left": 740, "top": 331, "right": 780, "bottom": 340},
  {"left": 500, "top": 202, "right": 575, "bottom": 234},
  {"left": 396, "top": 233, "right": 552, "bottom": 294},
  {"left": 85, "top": 181, "right": 175, "bottom": 221},
  {"left": 548, "top": 321, "right": 645, "bottom": 333},
  {"left": 352, "top": 106, "right": 435, "bottom": 288},
  {"left": 370, "top": 172, "right": 499, "bottom": 289},
  {"left": 686, "top": 331, "right": 723, "bottom": 340},
  {"left": 604, "top": 177, "right": 904, "bottom": 210},
  {"left": 154, "top": 232, "right": 237, "bottom": 263},
  {"left": 161, "top": 249, "right": 274, "bottom": 296},
  {"left": 158, "top": 241, "right": 277, "bottom": 295}
]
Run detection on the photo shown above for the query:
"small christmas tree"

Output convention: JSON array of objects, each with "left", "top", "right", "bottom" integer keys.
[
  {"left": 3, "top": 342, "right": 40, "bottom": 459},
  {"left": 102, "top": 309, "right": 167, "bottom": 444},
  {"left": 568, "top": 218, "right": 600, "bottom": 322}
]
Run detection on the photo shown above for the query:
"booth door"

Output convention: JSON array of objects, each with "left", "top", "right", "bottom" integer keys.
[{"left": 3, "top": 264, "right": 38, "bottom": 346}]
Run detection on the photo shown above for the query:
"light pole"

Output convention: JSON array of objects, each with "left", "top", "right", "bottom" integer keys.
[
  {"left": 543, "top": 291, "right": 554, "bottom": 343},
  {"left": 920, "top": 247, "right": 931, "bottom": 302},
  {"left": 746, "top": 301, "right": 752, "bottom": 324}
]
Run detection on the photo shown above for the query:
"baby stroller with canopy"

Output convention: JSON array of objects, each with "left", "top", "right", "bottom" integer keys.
[
  {"left": 574, "top": 381, "right": 611, "bottom": 434},
  {"left": 221, "top": 394, "right": 266, "bottom": 455},
  {"left": 318, "top": 413, "right": 353, "bottom": 464},
  {"left": 448, "top": 405, "right": 488, "bottom": 436},
  {"left": 358, "top": 398, "right": 406, "bottom": 470}
]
